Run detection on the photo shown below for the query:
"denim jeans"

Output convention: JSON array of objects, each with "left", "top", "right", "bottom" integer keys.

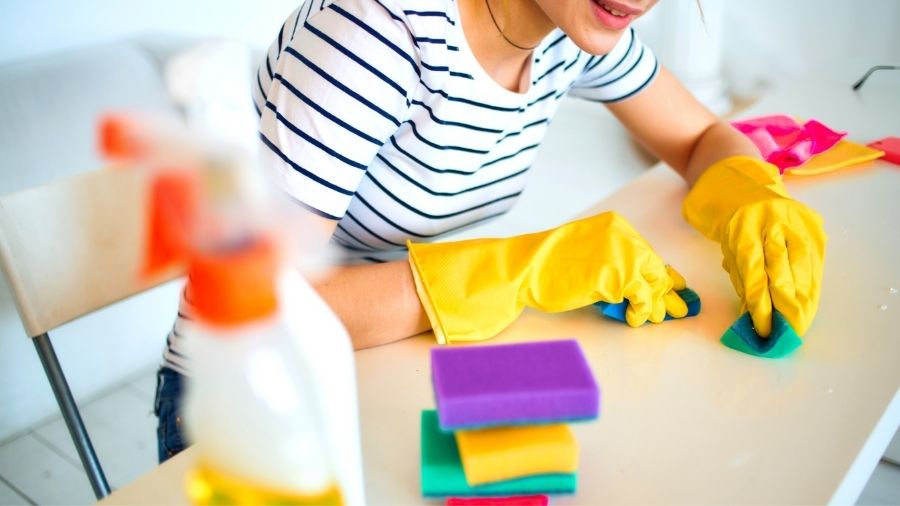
[{"left": 154, "top": 366, "right": 188, "bottom": 463}]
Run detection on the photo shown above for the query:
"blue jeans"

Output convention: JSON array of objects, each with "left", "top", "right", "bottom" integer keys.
[{"left": 154, "top": 366, "right": 188, "bottom": 463}]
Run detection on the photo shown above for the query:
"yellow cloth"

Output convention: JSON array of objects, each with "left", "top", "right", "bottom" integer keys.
[
  {"left": 683, "top": 156, "right": 827, "bottom": 337},
  {"left": 454, "top": 424, "right": 579, "bottom": 486},
  {"left": 408, "top": 212, "right": 688, "bottom": 344},
  {"left": 785, "top": 139, "right": 884, "bottom": 177}
]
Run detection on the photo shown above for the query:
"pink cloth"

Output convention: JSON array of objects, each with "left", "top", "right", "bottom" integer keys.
[{"left": 732, "top": 115, "right": 846, "bottom": 173}]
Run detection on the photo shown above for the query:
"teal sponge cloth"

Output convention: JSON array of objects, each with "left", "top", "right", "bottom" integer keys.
[
  {"left": 420, "top": 410, "right": 577, "bottom": 497},
  {"left": 594, "top": 287, "right": 702, "bottom": 323},
  {"left": 720, "top": 311, "right": 802, "bottom": 358}
]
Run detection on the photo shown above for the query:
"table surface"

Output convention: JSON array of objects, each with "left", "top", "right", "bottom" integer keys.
[{"left": 101, "top": 79, "right": 900, "bottom": 505}]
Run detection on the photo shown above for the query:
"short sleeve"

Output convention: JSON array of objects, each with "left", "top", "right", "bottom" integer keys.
[
  {"left": 256, "top": 0, "right": 420, "bottom": 220},
  {"left": 567, "top": 27, "right": 659, "bottom": 103}
]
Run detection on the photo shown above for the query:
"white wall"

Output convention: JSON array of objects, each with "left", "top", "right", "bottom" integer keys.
[
  {"left": 2, "top": 0, "right": 897, "bottom": 99},
  {"left": 722, "top": 0, "right": 900, "bottom": 99},
  {"left": 0, "top": 0, "right": 299, "bottom": 65},
  {"left": 637, "top": 0, "right": 900, "bottom": 109}
]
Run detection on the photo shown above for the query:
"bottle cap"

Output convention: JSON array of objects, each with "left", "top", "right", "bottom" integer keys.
[{"left": 186, "top": 237, "right": 279, "bottom": 326}]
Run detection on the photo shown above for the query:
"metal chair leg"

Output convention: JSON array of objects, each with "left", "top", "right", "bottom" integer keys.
[{"left": 33, "top": 333, "right": 111, "bottom": 499}]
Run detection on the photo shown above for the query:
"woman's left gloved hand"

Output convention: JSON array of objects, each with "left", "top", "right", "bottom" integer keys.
[
  {"left": 682, "top": 155, "right": 827, "bottom": 337},
  {"left": 407, "top": 212, "right": 688, "bottom": 344}
]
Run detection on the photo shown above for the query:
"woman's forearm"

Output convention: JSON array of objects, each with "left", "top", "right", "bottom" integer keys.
[
  {"left": 682, "top": 121, "right": 760, "bottom": 186},
  {"left": 605, "top": 70, "right": 759, "bottom": 186},
  {"left": 311, "top": 259, "right": 431, "bottom": 350}
]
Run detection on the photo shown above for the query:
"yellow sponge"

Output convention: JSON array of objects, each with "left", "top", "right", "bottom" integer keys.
[{"left": 454, "top": 424, "right": 579, "bottom": 486}]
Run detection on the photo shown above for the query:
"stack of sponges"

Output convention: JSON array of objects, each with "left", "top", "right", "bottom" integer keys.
[{"left": 421, "top": 339, "right": 599, "bottom": 501}]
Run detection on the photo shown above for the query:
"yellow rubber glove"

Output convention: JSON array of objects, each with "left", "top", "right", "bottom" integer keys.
[
  {"left": 683, "top": 155, "right": 827, "bottom": 337},
  {"left": 407, "top": 212, "right": 688, "bottom": 344}
]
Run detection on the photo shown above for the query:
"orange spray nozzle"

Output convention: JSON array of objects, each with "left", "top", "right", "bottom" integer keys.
[
  {"left": 140, "top": 163, "right": 279, "bottom": 326},
  {"left": 99, "top": 114, "right": 150, "bottom": 163},
  {"left": 142, "top": 169, "right": 202, "bottom": 280},
  {"left": 98, "top": 113, "right": 279, "bottom": 326},
  {"left": 96, "top": 114, "right": 202, "bottom": 280}
]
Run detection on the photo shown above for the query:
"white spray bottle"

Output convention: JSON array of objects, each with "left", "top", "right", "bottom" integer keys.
[{"left": 99, "top": 108, "right": 366, "bottom": 505}]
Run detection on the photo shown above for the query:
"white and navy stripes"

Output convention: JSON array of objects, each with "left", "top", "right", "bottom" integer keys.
[
  {"left": 162, "top": 290, "right": 195, "bottom": 375},
  {"left": 253, "top": 0, "right": 658, "bottom": 263},
  {"left": 163, "top": 0, "right": 657, "bottom": 373}
]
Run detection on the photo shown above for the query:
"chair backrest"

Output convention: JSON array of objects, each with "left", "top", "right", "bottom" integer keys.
[{"left": 0, "top": 167, "right": 180, "bottom": 338}]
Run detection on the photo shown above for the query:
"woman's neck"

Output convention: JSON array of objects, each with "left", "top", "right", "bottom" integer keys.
[{"left": 458, "top": 0, "right": 556, "bottom": 93}]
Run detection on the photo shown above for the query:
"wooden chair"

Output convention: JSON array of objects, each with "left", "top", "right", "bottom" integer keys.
[{"left": 0, "top": 168, "right": 180, "bottom": 499}]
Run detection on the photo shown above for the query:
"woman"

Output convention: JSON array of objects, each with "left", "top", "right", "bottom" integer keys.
[{"left": 155, "top": 0, "right": 825, "bottom": 461}]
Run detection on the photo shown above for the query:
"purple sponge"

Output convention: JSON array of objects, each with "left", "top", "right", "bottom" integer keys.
[{"left": 431, "top": 340, "right": 599, "bottom": 431}]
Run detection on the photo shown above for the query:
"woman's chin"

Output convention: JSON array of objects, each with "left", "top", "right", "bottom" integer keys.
[{"left": 569, "top": 30, "right": 625, "bottom": 56}]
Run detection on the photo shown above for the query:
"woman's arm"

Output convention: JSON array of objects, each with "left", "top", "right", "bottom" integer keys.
[
  {"left": 604, "top": 67, "right": 758, "bottom": 185},
  {"left": 293, "top": 213, "right": 430, "bottom": 350},
  {"left": 298, "top": 69, "right": 752, "bottom": 350},
  {"left": 313, "top": 258, "right": 431, "bottom": 350},
  {"left": 607, "top": 67, "right": 826, "bottom": 338}
]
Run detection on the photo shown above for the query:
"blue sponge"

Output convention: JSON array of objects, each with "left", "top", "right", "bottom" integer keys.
[{"left": 594, "top": 287, "right": 701, "bottom": 323}]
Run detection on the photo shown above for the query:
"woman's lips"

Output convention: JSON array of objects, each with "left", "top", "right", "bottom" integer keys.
[{"left": 590, "top": 0, "right": 638, "bottom": 31}]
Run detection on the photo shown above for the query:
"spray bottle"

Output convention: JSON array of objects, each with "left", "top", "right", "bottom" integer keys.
[{"left": 100, "top": 115, "right": 365, "bottom": 505}]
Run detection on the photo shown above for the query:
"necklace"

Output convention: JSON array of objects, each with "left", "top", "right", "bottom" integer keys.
[{"left": 484, "top": 0, "right": 539, "bottom": 51}]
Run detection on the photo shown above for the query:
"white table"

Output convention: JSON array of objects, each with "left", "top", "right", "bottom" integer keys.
[{"left": 102, "top": 80, "right": 900, "bottom": 505}]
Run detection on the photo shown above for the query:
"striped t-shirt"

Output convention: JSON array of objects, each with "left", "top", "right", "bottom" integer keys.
[
  {"left": 254, "top": 0, "right": 657, "bottom": 262},
  {"left": 163, "top": 0, "right": 657, "bottom": 373}
]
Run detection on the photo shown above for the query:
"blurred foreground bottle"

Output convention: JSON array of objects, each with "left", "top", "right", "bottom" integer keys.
[
  {"left": 100, "top": 109, "right": 364, "bottom": 505},
  {"left": 183, "top": 242, "right": 346, "bottom": 505}
]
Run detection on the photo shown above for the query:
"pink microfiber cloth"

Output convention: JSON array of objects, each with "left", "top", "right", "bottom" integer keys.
[
  {"left": 431, "top": 340, "right": 599, "bottom": 431},
  {"left": 732, "top": 115, "right": 846, "bottom": 173}
]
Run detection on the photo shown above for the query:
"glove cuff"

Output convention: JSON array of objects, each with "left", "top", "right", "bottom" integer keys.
[
  {"left": 682, "top": 155, "right": 789, "bottom": 241},
  {"left": 407, "top": 240, "right": 450, "bottom": 345},
  {"left": 406, "top": 236, "right": 531, "bottom": 345}
]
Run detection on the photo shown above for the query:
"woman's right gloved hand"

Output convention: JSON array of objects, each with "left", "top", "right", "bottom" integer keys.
[
  {"left": 407, "top": 212, "right": 689, "bottom": 344},
  {"left": 682, "top": 156, "right": 827, "bottom": 338}
]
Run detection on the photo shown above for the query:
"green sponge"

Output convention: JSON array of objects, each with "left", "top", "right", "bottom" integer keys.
[
  {"left": 420, "top": 410, "right": 576, "bottom": 497},
  {"left": 720, "top": 311, "right": 802, "bottom": 358}
]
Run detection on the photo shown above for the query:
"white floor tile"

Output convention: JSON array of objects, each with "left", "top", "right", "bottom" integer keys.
[
  {"left": 0, "top": 478, "right": 31, "bottom": 506},
  {"left": 0, "top": 435, "right": 94, "bottom": 505},
  {"left": 857, "top": 461, "right": 900, "bottom": 505},
  {"left": 33, "top": 388, "right": 157, "bottom": 490}
]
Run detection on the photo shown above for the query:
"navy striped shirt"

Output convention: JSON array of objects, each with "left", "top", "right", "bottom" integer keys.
[
  {"left": 163, "top": 0, "right": 657, "bottom": 373},
  {"left": 253, "top": 0, "right": 658, "bottom": 263}
]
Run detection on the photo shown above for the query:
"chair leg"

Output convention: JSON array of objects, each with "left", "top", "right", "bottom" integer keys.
[{"left": 32, "top": 333, "right": 111, "bottom": 499}]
